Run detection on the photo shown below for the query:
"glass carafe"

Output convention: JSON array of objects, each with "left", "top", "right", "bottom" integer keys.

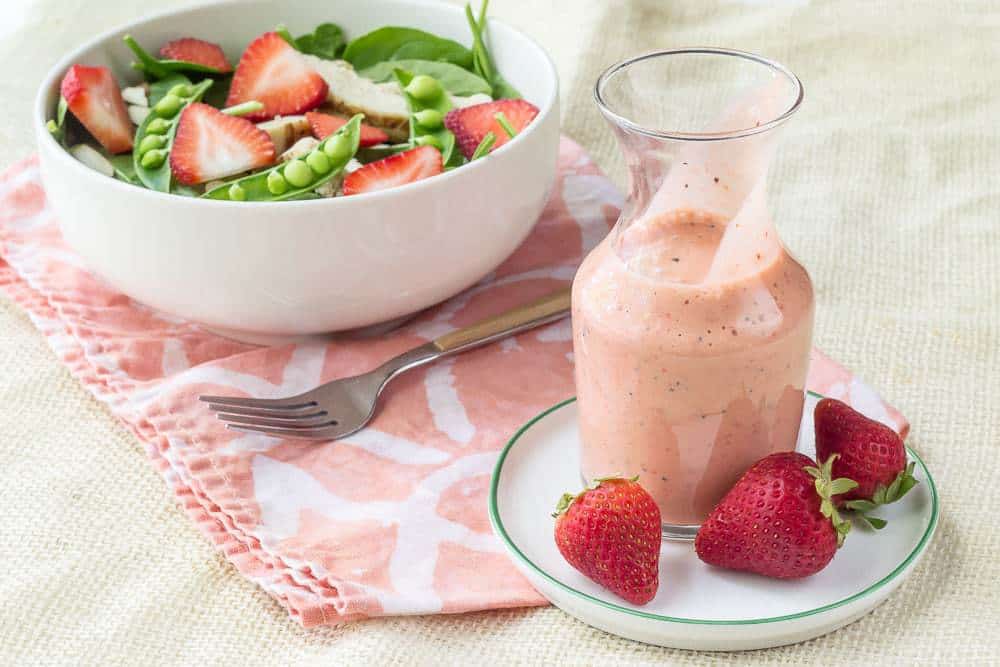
[{"left": 572, "top": 48, "right": 813, "bottom": 539}]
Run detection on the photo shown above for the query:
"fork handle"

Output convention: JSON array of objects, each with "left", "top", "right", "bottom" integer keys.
[
  {"left": 373, "top": 287, "right": 572, "bottom": 393},
  {"left": 432, "top": 287, "right": 572, "bottom": 354}
]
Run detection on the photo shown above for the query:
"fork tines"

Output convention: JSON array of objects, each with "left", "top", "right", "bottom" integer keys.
[{"left": 200, "top": 394, "right": 341, "bottom": 440}]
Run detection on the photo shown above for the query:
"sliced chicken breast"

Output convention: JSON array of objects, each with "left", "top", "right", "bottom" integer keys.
[
  {"left": 278, "top": 137, "right": 321, "bottom": 162},
  {"left": 302, "top": 56, "right": 410, "bottom": 142},
  {"left": 451, "top": 93, "right": 493, "bottom": 108},
  {"left": 257, "top": 115, "right": 313, "bottom": 155}
]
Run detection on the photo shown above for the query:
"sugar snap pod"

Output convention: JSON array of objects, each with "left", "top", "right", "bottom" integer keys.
[
  {"left": 132, "top": 77, "right": 213, "bottom": 191},
  {"left": 394, "top": 69, "right": 460, "bottom": 167},
  {"left": 202, "top": 114, "right": 363, "bottom": 201}
]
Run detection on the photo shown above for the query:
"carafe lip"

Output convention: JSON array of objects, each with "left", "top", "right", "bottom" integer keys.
[{"left": 594, "top": 47, "right": 804, "bottom": 142}]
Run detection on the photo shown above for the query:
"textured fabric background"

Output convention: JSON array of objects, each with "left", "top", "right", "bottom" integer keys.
[{"left": 1, "top": 0, "right": 997, "bottom": 664}]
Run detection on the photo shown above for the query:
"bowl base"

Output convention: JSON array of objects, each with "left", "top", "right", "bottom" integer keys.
[
  {"left": 202, "top": 326, "right": 329, "bottom": 346},
  {"left": 203, "top": 311, "right": 422, "bottom": 346}
]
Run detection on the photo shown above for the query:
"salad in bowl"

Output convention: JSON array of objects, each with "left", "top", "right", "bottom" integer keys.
[
  {"left": 34, "top": 0, "right": 558, "bottom": 340},
  {"left": 47, "top": 0, "right": 539, "bottom": 201}
]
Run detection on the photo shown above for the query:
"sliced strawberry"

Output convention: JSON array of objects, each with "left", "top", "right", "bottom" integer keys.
[
  {"left": 342, "top": 145, "right": 442, "bottom": 195},
  {"left": 169, "top": 103, "right": 275, "bottom": 185},
  {"left": 226, "top": 32, "right": 327, "bottom": 121},
  {"left": 159, "top": 37, "right": 232, "bottom": 73},
  {"left": 59, "top": 65, "right": 133, "bottom": 154},
  {"left": 444, "top": 99, "right": 539, "bottom": 159},
  {"left": 305, "top": 111, "right": 389, "bottom": 147}
]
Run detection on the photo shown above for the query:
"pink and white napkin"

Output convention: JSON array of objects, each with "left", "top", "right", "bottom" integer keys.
[{"left": 0, "top": 138, "right": 908, "bottom": 627}]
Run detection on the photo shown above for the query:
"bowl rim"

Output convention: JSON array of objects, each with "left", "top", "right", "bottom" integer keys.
[{"left": 34, "top": 0, "right": 559, "bottom": 209}]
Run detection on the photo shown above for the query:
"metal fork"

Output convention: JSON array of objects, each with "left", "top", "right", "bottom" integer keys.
[{"left": 200, "top": 287, "right": 571, "bottom": 440}]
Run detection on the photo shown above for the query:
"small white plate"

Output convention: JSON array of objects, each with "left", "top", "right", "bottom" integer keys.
[{"left": 488, "top": 394, "right": 938, "bottom": 651}]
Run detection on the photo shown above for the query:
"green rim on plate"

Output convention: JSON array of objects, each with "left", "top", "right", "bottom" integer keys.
[{"left": 488, "top": 395, "right": 939, "bottom": 626}]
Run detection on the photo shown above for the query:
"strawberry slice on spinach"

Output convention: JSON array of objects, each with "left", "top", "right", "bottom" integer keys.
[
  {"left": 124, "top": 35, "right": 229, "bottom": 79},
  {"left": 108, "top": 154, "right": 139, "bottom": 185}
]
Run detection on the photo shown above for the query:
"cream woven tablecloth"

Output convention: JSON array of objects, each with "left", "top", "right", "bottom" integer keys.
[{"left": 2, "top": 1, "right": 997, "bottom": 664}]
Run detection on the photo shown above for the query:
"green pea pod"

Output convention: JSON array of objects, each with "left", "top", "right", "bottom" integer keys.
[
  {"left": 46, "top": 96, "right": 70, "bottom": 145},
  {"left": 123, "top": 35, "right": 228, "bottom": 79},
  {"left": 132, "top": 78, "right": 213, "bottom": 192},
  {"left": 147, "top": 73, "right": 194, "bottom": 107},
  {"left": 285, "top": 192, "right": 323, "bottom": 201},
  {"left": 470, "top": 132, "right": 496, "bottom": 161},
  {"left": 56, "top": 95, "right": 68, "bottom": 126},
  {"left": 202, "top": 114, "right": 363, "bottom": 201},
  {"left": 355, "top": 142, "right": 414, "bottom": 164},
  {"left": 393, "top": 69, "right": 460, "bottom": 167}
]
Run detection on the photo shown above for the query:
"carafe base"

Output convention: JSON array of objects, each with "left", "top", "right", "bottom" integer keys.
[{"left": 661, "top": 523, "right": 700, "bottom": 542}]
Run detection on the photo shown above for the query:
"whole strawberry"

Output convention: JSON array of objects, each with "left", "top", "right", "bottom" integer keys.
[
  {"left": 814, "top": 398, "right": 917, "bottom": 528},
  {"left": 695, "top": 452, "right": 857, "bottom": 579},
  {"left": 553, "top": 476, "right": 661, "bottom": 605}
]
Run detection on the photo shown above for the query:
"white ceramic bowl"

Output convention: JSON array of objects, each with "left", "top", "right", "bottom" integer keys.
[{"left": 35, "top": 0, "right": 559, "bottom": 342}]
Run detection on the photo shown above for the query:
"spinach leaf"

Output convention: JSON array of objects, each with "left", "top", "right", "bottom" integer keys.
[
  {"left": 360, "top": 59, "right": 491, "bottom": 96},
  {"left": 172, "top": 184, "right": 203, "bottom": 197},
  {"left": 486, "top": 73, "right": 520, "bottom": 101},
  {"left": 277, "top": 23, "right": 346, "bottom": 60},
  {"left": 201, "top": 74, "right": 233, "bottom": 108},
  {"left": 108, "top": 154, "right": 139, "bottom": 185},
  {"left": 343, "top": 27, "right": 473, "bottom": 71},
  {"left": 465, "top": 0, "right": 521, "bottom": 99},
  {"left": 298, "top": 24, "right": 346, "bottom": 59}
]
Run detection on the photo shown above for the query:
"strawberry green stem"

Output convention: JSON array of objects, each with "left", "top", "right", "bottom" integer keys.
[
  {"left": 843, "top": 460, "right": 918, "bottom": 529},
  {"left": 551, "top": 475, "right": 640, "bottom": 518},
  {"left": 875, "top": 460, "right": 919, "bottom": 505},
  {"left": 552, "top": 493, "right": 576, "bottom": 518},
  {"left": 804, "top": 454, "right": 857, "bottom": 547}
]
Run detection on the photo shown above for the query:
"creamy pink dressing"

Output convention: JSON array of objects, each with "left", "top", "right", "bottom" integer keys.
[{"left": 572, "top": 209, "right": 813, "bottom": 525}]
